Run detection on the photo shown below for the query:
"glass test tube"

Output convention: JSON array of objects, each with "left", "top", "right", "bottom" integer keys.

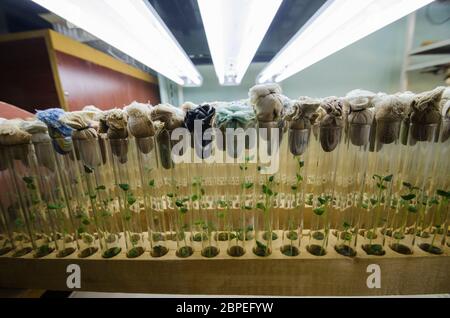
[
  {"left": 389, "top": 123, "right": 438, "bottom": 255},
  {"left": 3, "top": 143, "right": 54, "bottom": 258},
  {"left": 73, "top": 138, "right": 122, "bottom": 258},
  {"left": 135, "top": 135, "right": 168, "bottom": 257},
  {"left": 109, "top": 137, "right": 146, "bottom": 258},
  {"left": 306, "top": 124, "right": 342, "bottom": 256},
  {"left": 33, "top": 139, "right": 77, "bottom": 257}
]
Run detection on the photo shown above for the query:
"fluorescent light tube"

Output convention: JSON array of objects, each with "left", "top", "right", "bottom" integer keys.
[
  {"left": 257, "top": 0, "right": 434, "bottom": 83},
  {"left": 198, "top": 0, "right": 282, "bottom": 85},
  {"left": 31, "top": 0, "right": 202, "bottom": 86}
]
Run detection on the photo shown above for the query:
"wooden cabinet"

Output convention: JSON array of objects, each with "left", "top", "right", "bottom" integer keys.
[{"left": 0, "top": 29, "right": 160, "bottom": 112}]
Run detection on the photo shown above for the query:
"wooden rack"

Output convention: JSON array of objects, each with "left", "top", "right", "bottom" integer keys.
[{"left": 1, "top": 232, "right": 449, "bottom": 296}]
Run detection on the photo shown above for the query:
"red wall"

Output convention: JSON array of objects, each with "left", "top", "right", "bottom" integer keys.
[{"left": 55, "top": 51, "right": 160, "bottom": 111}]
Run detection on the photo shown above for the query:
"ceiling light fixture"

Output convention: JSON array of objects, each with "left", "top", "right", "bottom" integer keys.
[
  {"left": 257, "top": 0, "right": 434, "bottom": 84},
  {"left": 198, "top": 0, "right": 282, "bottom": 86},
  {"left": 31, "top": 0, "right": 202, "bottom": 86}
]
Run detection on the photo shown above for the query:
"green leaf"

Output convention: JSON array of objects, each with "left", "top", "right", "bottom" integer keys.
[
  {"left": 15, "top": 218, "right": 24, "bottom": 228},
  {"left": 370, "top": 198, "right": 378, "bottom": 206},
  {"left": 244, "top": 182, "right": 254, "bottom": 189},
  {"left": 318, "top": 197, "right": 327, "bottom": 205},
  {"left": 148, "top": 179, "right": 155, "bottom": 187},
  {"left": 268, "top": 176, "right": 274, "bottom": 182},
  {"left": 191, "top": 194, "right": 199, "bottom": 201},
  {"left": 313, "top": 206, "right": 325, "bottom": 216},
  {"left": 180, "top": 207, "right": 188, "bottom": 214},
  {"left": 296, "top": 174, "right": 303, "bottom": 182},
  {"left": 77, "top": 226, "right": 85, "bottom": 234},
  {"left": 429, "top": 197, "right": 439, "bottom": 205},
  {"left": 124, "top": 213, "right": 131, "bottom": 221},
  {"left": 194, "top": 219, "right": 205, "bottom": 226},
  {"left": 119, "top": 183, "right": 129, "bottom": 191},
  {"left": 96, "top": 185, "right": 106, "bottom": 190},
  {"left": 22, "top": 176, "right": 33, "bottom": 184},
  {"left": 83, "top": 165, "right": 94, "bottom": 174},
  {"left": 166, "top": 193, "right": 174, "bottom": 198},
  {"left": 101, "top": 211, "right": 111, "bottom": 218},
  {"left": 383, "top": 174, "right": 393, "bottom": 182},
  {"left": 407, "top": 205, "right": 418, "bottom": 213},
  {"left": 81, "top": 218, "right": 90, "bottom": 225},
  {"left": 372, "top": 174, "right": 381, "bottom": 180},
  {"left": 89, "top": 194, "right": 97, "bottom": 200},
  {"left": 256, "top": 240, "right": 267, "bottom": 250},
  {"left": 175, "top": 199, "right": 184, "bottom": 207},
  {"left": 144, "top": 167, "right": 153, "bottom": 173},
  {"left": 244, "top": 205, "right": 252, "bottom": 210},
  {"left": 402, "top": 182, "right": 412, "bottom": 188},
  {"left": 437, "top": 189, "right": 450, "bottom": 198},
  {"left": 343, "top": 221, "right": 351, "bottom": 229},
  {"left": 26, "top": 183, "right": 36, "bottom": 190},
  {"left": 245, "top": 155, "right": 254, "bottom": 162},
  {"left": 361, "top": 202, "right": 368, "bottom": 209},
  {"left": 200, "top": 188, "right": 206, "bottom": 195},
  {"left": 401, "top": 194, "right": 416, "bottom": 201},
  {"left": 261, "top": 184, "right": 274, "bottom": 195},
  {"left": 341, "top": 232, "right": 352, "bottom": 241},
  {"left": 256, "top": 202, "right": 266, "bottom": 211},
  {"left": 299, "top": 160, "right": 304, "bottom": 168},
  {"left": 127, "top": 196, "right": 136, "bottom": 205},
  {"left": 291, "top": 185, "right": 298, "bottom": 191}
]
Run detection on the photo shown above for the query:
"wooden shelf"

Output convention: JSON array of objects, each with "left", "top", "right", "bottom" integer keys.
[
  {"left": 410, "top": 39, "right": 450, "bottom": 56},
  {"left": 406, "top": 56, "right": 450, "bottom": 72},
  {"left": 0, "top": 232, "right": 449, "bottom": 296}
]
